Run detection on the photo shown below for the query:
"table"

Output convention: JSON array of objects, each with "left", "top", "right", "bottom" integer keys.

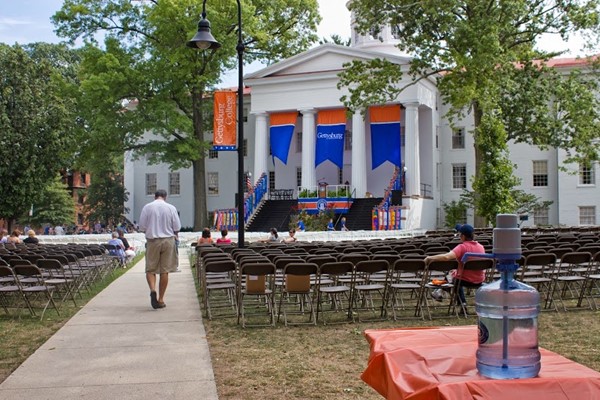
[{"left": 362, "top": 326, "right": 600, "bottom": 400}]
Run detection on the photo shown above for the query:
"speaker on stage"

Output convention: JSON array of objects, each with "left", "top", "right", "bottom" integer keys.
[{"left": 391, "top": 190, "right": 403, "bottom": 206}]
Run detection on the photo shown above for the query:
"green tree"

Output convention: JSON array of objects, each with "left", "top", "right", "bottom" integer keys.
[
  {"left": 442, "top": 200, "right": 468, "bottom": 230},
  {"left": 337, "top": 0, "right": 600, "bottom": 226},
  {"left": 84, "top": 166, "right": 129, "bottom": 231},
  {"left": 52, "top": 0, "right": 321, "bottom": 230},
  {"left": 23, "top": 176, "right": 76, "bottom": 228},
  {"left": 0, "top": 43, "right": 79, "bottom": 231}
]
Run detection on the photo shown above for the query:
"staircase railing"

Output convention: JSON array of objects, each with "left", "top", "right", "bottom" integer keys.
[
  {"left": 372, "top": 167, "right": 405, "bottom": 230},
  {"left": 212, "top": 173, "right": 267, "bottom": 231}
]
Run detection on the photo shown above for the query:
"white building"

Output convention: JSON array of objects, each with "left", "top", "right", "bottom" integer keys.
[{"left": 124, "top": 11, "right": 598, "bottom": 230}]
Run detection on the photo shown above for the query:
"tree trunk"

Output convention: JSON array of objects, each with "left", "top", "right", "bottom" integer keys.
[
  {"left": 472, "top": 102, "right": 486, "bottom": 228},
  {"left": 192, "top": 87, "right": 208, "bottom": 231}
]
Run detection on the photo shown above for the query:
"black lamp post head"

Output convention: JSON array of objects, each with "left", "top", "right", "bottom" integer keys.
[{"left": 187, "top": 17, "right": 221, "bottom": 50}]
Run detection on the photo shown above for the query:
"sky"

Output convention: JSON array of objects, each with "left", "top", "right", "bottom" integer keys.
[
  {"left": 0, "top": 0, "right": 351, "bottom": 46},
  {"left": 0, "top": 0, "right": 590, "bottom": 86}
]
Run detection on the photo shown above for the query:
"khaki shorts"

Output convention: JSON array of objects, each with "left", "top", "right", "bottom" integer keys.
[{"left": 145, "top": 237, "right": 179, "bottom": 274}]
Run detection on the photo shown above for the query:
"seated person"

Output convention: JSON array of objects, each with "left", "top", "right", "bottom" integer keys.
[
  {"left": 7, "top": 230, "right": 21, "bottom": 244},
  {"left": 260, "top": 227, "right": 279, "bottom": 243},
  {"left": 107, "top": 231, "right": 126, "bottom": 265},
  {"left": 424, "top": 224, "right": 486, "bottom": 305},
  {"left": 216, "top": 229, "right": 232, "bottom": 244},
  {"left": 281, "top": 229, "right": 297, "bottom": 243},
  {"left": 23, "top": 229, "right": 39, "bottom": 244},
  {"left": 197, "top": 228, "right": 214, "bottom": 245},
  {"left": 117, "top": 229, "right": 135, "bottom": 262}
]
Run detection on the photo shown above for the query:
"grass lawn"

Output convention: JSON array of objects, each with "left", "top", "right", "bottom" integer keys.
[{"left": 204, "top": 310, "right": 600, "bottom": 399}]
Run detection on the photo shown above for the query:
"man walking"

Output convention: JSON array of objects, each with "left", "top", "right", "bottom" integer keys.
[{"left": 139, "top": 189, "right": 181, "bottom": 309}]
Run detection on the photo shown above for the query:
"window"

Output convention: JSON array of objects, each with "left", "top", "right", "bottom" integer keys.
[
  {"left": 579, "top": 162, "right": 595, "bottom": 185},
  {"left": 579, "top": 206, "right": 596, "bottom": 225},
  {"left": 452, "top": 164, "right": 467, "bottom": 189},
  {"left": 344, "top": 130, "right": 352, "bottom": 150},
  {"left": 243, "top": 139, "right": 248, "bottom": 157},
  {"left": 296, "top": 168, "right": 302, "bottom": 188},
  {"left": 532, "top": 160, "right": 548, "bottom": 187},
  {"left": 80, "top": 173, "right": 87, "bottom": 186},
  {"left": 338, "top": 168, "right": 343, "bottom": 184},
  {"left": 452, "top": 127, "right": 465, "bottom": 149},
  {"left": 533, "top": 208, "right": 549, "bottom": 226},
  {"left": 269, "top": 171, "right": 276, "bottom": 191},
  {"left": 207, "top": 172, "right": 219, "bottom": 195},
  {"left": 208, "top": 143, "right": 218, "bottom": 159},
  {"left": 145, "top": 173, "right": 157, "bottom": 195},
  {"left": 169, "top": 172, "right": 180, "bottom": 195},
  {"left": 243, "top": 107, "right": 248, "bottom": 123},
  {"left": 296, "top": 131, "right": 302, "bottom": 152}
]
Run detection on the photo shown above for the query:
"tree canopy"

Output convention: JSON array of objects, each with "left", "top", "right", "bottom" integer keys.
[
  {"left": 24, "top": 176, "right": 77, "bottom": 228},
  {"left": 338, "top": 0, "right": 600, "bottom": 226},
  {"left": 52, "top": 0, "right": 321, "bottom": 230},
  {"left": 0, "top": 43, "right": 80, "bottom": 230}
]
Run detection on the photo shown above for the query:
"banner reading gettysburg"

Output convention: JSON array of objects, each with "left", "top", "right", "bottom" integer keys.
[
  {"left": 315, "top": 109, "right": 346, "bottom": 168},
  {"left": 213, "top": 91, "right": 237, "bottom": 150}
]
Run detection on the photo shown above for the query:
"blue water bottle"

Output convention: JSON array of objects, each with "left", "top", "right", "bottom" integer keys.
[{"left": 475, "top": 214, "right": 541, "bottom": 379}]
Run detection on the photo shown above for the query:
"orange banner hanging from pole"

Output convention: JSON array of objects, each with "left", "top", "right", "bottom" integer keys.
[{"left": 213, "top": 91, "right": 237, "bottom": 151}]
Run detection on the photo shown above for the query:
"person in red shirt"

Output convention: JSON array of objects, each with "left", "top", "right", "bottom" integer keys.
[
  {"left": 216, "top": 229, "right": 231, "bottom": 244},
  {"left": 424, "top": 224, "right": 486, "bottom": 305}
]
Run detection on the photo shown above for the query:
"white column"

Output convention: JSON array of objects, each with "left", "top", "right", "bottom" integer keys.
[
  {"left": 351, "top": 111, "right": 367, "bottom": 198},
  {"left": 300, "top": 109, "right": 317, "bottom": 190},
  {"left": 253, "top": 112, "right": 268, "bottom": 181},
  {"left": 404, "top": 102, "right": 421, "bottom": 196}
]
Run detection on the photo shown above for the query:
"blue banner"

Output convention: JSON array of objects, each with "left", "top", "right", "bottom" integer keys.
[
  {"left": 315, "top": 109, "right": 346, "bottom": 169},
  {"left": 370, "top": 105, "right": 402, "bottom": 169},
  {"left": 269, "top": 112, "right": 297, "bottom": 165}
]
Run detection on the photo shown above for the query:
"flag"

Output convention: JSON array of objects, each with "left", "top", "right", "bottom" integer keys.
[
  {"left": 269, "top": 112, "right": 297, "bottom": 164},
  {"left": 316, "top": 109, "right": 346, "bottom": 168},
  {"left": 213, "top": 91, "right": 237, "bottom": 151},
  {"left": 370, "top": 105, "right": 402, "bottom": 169}
]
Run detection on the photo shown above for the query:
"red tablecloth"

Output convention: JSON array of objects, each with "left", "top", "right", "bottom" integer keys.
[{"left": 362, "top": 326, "right": 600, "bottom": 400}]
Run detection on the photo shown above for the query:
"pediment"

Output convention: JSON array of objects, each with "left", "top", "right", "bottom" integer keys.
[{"left": 245, "top": 43, "right": 411, "bottom": 82}]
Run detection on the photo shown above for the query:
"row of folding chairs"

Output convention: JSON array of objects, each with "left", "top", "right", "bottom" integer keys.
[
  {"left": 0, "top": 244, "right": 120, "bottom": 319},
  {"left": 516, "top": 250, "right": 600, "bottom": 312},
  {"left": 195, "top": 245, "right": 500, "bottom": 327}
]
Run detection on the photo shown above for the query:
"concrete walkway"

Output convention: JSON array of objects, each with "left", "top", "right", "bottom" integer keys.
[{"left": 0, "top": 248, "right": 219, "bottom": 400}]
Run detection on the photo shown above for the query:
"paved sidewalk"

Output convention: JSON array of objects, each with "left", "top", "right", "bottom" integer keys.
[{"left": 0, "top": 248, "right": 219, "bottom": 400}]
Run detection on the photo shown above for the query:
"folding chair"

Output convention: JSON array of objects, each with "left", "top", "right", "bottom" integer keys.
[
  {"left": 387, "top": 259, "right": 426, "bottom": 320},
  {"left": 0, "top": 265, "right": 24, "bottom": 316},
  {"left": 202, "top": 259, "right": 237, "bottom": 320},
  {"left": 549, "top": 251, "right": 593, "bottom": 311},
  {"left": 277, "top": 262, "right": 318, "bottom": 326},
  {"left": 579, "top": 251, "right": 600, "bottom": 309},
  {"left": 316, "top": 261, "right": 355, "bottom": 324},
  {"left": 449, "top": 258, "right": 495, "bottom": 317},
  {"left": 237, "top": 262, "right": 276, "bottom": 328},
  {"left": 350, "top": 259, "right": 390, "bottom": 322},
  {"left": 36, "top": 258, "right": 78, "bottom": 307},
  {"left": 421, "top": 260, "right": 458, "bottom": 320},
  {"left": 520, "top": 253, "right": 556, "bottom": 311},
  {"left": 13, "top": 264, "right": 60, "bottom": 320}
]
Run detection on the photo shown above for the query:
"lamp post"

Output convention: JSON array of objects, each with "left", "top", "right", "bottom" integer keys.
[{"left": 188, "top": 0, "right": 246, "bottom": 248}]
